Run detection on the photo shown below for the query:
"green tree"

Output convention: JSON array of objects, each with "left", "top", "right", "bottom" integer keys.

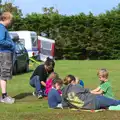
[
  {"left": 0, "top": 2, "right": 22, "bottom": 18},
  {"left": 9, "top": 4, "right": 120, "bottom": 60},
  {"left": 0, "top": 0, "right": 2, "bottom": 14}
]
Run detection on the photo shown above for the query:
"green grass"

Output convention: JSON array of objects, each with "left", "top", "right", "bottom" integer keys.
[{"left": 1, "top": 60, "right": 120, "bottom": 120}]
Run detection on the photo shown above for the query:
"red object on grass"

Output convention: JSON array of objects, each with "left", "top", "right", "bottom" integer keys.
[
  {"left": 44, "top": 97, "right": 48, "bottom": 100},
  {"left": 91, "top": 110, "right": 95, "bottom": 112},
  {"left": 32, "top": 52, "right": 35, "bottom": 56}
]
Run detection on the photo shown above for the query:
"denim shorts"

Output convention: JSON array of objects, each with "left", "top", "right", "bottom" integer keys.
[{"left": 0, "top": 52, "right": 13, "bottom": 80}]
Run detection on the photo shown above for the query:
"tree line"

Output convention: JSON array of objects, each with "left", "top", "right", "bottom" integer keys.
[{"left": 1, "top": 2, "right": 120, "bottom": 60}]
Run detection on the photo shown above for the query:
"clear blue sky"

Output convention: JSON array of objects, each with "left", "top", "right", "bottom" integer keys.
[{"left": 13, "top": 0, "right": 119, "bottom": 15}]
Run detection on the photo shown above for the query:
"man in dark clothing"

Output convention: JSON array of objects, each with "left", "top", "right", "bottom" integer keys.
[{"left": 30, "top": 57, "right": 55, "bottom": 99}]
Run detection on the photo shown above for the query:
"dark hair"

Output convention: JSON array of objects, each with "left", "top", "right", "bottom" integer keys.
[
  {"left": 67, "top": 75, "right": 76, "bottom": 81},
  {"left": 63, "top": 75, "right": 76, "bottom": 85},
  {"left": 44, "top": 57, "right": 55, "bottom": 68},
  {"left": 52, "top": 78, "right": 63, "bottom": 86}
]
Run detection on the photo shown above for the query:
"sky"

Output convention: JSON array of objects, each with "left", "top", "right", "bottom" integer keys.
[{"left": 11, "top": 0, "right": 120, "bottom": 16}]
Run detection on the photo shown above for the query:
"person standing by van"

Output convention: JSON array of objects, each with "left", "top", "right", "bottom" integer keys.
[
  {"left": 0, "top": 12, "right": 15, "bottom": 104},
  {"left": 30, "top": 57, "right": 55, "bottom": 99}
]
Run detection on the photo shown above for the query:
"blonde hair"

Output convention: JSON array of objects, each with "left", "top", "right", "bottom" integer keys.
[
  {"left": 0, "top": 12, "right": 13, "bottom": 21},
  {"left": 63, "top": 76, "right": 70, "bottom": 85},
  {"left": 75, "top": 77, "right": 80, "bottom": 84},
  {"left": 97, "top": 68, "right": 109, "bottom": 79}
]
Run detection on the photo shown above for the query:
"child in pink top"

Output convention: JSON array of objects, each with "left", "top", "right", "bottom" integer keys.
[{"left": 45, "top": 72, "right": 62, "bottom": 95}]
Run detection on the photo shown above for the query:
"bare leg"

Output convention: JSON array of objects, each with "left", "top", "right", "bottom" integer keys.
[{"left": 0, "top": 80, "right": 7, "bottom": 94}]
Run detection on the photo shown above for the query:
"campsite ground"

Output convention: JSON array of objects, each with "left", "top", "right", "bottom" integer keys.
[{"left": 1, "top": 60, "right": 120, "bottom": 120}]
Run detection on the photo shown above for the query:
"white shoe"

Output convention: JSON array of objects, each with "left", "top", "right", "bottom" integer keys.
[
  {"left": 57, "top": 104, "right": 63, "bottom": 109},
  {"left": 1, "top": 96, "right": 15, "bottom": 104},
  {"left": 33, "top": 92, "right": 37, "bottom": 96},
  {"left": 38, "top": 94, "right": 43, "bottom": 99}
]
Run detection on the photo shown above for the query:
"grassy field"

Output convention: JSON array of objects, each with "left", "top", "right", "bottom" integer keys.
[{"left": 1, "top": 60, "right": 120, "bottom": 120}]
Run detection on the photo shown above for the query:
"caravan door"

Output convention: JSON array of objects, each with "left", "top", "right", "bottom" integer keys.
[{"left": 31, "top": 32, "right": 39, "bottom": 57}]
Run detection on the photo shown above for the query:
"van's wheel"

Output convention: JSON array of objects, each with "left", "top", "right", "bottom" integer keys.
[
  {"left": 24, "top": 62, "right": 29, "bottom": 72},
  {"left": 13, "top": 63, "right": 17, "bottom": 75}
]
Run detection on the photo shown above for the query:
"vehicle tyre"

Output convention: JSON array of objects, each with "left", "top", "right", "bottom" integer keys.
[{"left": 24, "top": 62, "right": 29, "bottom": 72}]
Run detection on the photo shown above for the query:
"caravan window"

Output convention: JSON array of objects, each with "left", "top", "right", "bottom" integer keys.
[
  {"left": 41, "top": 41, "right": 51, "bottom": 50},
  {"left": 31, "top": 36, "right": 38, "bottom": 48}
]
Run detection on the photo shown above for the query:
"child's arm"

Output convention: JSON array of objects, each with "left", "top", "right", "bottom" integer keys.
[
  {"left": 91, "top": 87, "right": 101, "bottom": 92},
  {"left": 55, "top": 91, "right": 62, "bottom": 103},
  {"left": 41, "top": 81, "right": 46, "bottom": 87},
  {"left": 91, "top": 87, "right": 103, "bottom": 95}
]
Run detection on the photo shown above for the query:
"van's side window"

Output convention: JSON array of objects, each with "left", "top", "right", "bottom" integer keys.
[{"left": 41, "top": 41, "right": 51, "bottom": 50}]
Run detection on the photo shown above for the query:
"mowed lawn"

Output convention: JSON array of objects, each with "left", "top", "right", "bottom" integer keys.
[{"left": 1, "top": 60, "right": 120, "bottom": 120}]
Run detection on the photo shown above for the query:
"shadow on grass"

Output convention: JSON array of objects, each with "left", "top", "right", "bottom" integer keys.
[
  {"left": 13, "top": 69, "right": 34, "bottom": 76},
  {"left": 13, "top": 92, "right": 32, "bottom": 100}
]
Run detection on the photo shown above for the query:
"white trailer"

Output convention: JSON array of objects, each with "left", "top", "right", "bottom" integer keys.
[{"left": 9, "top": 31, "right": 39, "bottom": 58}]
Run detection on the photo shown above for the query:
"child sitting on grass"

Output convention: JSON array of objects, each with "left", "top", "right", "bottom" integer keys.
[
  {"left": 91, "top": 68, "right": 114, "bottom": 99},
  {"left": 45, "top": 72, "right": 62, "bottom": 95},
  {"left": 48, "top": 78, "right": 63, "bottom": 108}
]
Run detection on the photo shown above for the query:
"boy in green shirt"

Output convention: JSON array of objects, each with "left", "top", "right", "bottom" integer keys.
[{"left": 91, "top": 68, "right": 114, "bottom": 99}]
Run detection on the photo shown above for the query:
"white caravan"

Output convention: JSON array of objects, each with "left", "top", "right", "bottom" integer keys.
[{"left": 9, "top": 31, "right": 39, "bottom": 58}]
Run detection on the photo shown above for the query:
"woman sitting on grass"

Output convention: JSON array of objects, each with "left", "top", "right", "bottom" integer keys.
[{"left": 62, "top": 75, "right": 120, "bottom": 110}]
